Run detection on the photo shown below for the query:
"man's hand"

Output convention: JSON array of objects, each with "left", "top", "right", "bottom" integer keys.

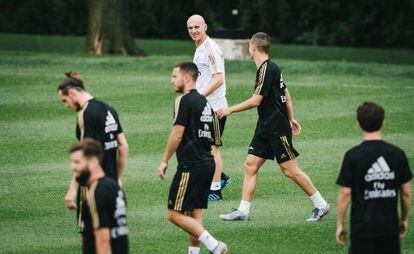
[
  {"left": 290, "top": 119, "right": 301, "bottom": 136},
  {"left": 158, "top": 161, "right": 168, "bottom": 179},
  {"left": 118, "top": 178, "right": 123, "bottom": 189},
  {"left": 400, "top": 219, "right": 408, "bottom": 238},
  {"left": 336, "top": 225, "right": 347, "bottom": 246},
  {"left": 217, "top": 108, "right": 232, "bottom": 119},
  {"left": 64, "top": 188, "right": 77, "bottom": 210}
]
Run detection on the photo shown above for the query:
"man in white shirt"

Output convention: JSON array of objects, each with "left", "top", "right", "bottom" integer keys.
[{"left": 187, "top": 14, "right": 231, "bottom": 202}]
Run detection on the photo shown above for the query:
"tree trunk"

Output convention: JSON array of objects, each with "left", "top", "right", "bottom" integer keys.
[{"left": 85, "top": 0, "right": 144, "bottom": 56}]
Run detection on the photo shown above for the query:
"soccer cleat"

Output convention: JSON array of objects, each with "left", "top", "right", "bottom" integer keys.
[
  {"left": 209, "top": 241, "right": 228, "bottom": 254},
  {"left": 220, "top": 172, "right": 231, "bottom": 190},
  {"left": 208, "top": 190, "right": 223, "bottom": 202},
  {"left": 306, "top": 203, "right": 331, "bottom": 222},
  {"left": 220, "top": 208, "right": 249, "bottom": 221}
]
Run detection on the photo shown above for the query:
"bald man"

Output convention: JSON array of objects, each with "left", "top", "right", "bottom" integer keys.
[{"left": 187, "top": 14, "right": 231, "bottom": 202}]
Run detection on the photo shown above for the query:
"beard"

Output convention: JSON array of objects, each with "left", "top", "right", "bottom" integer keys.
[
  {"left": 76, "top": 168, "right": 91, "bottom": 186},
  {"left": 74, "top": 102, "right": 81, "bottom": 112},
  {"left": 175, "top": 86, "right": 183, "bottom": 93}
]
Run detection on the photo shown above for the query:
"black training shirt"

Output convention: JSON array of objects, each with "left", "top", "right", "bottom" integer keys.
[
  {"left": 253, "top": 59, "right": 291, "bottom": 137},
  {"left": 337, "top": 140, "right": 412, "bottom": 239},
  {"left": 76, "top": 98, "right": 123, "bottom": 180},
  {"left": 80, "top": 177, "right": 128, "bottom": 254},
  {"left": 173, "top": 89, "right": 214, "bottom": 167}
]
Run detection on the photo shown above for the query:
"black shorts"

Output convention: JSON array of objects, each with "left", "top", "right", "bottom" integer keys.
[
  {"left": 168, "top": 160, "right": 215, "bottom": 212},
  {"left": 211, "top": 113, "right": 226, "bottom": 147},
  {"left": 248, "top": 133, "right": 299, "bottom": 164},
  {"left": 350, "top": 235, "right": 400, "bottom": 254}
]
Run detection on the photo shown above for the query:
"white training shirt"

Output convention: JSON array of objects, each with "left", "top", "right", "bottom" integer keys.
[{"left": 193, "top": 36, "right": 228, "bottom": 111}]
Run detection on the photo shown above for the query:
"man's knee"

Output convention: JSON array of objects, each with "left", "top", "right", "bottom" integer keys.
[
  {"left": 167, "top": 209, "right": 178, "bottom": 222},
  {"left": 244, "top": 160, "right": 258, "bottom": 176},
  {"left": 280, "top": 163, "right": 300, "bottom": 179}
]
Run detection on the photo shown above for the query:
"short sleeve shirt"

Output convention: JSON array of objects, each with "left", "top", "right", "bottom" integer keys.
[
  {"left": 76, "top": 98, "right": 123, "bottom": 180},
  {"left": 254, "top": 59, "right": 291, "bottom": 137},
  {"left": 173, "top": 89, "right": 214, "bottom": 167},
  {"left": 81, "top": 177, "right": 129, "bottom": 254},
  {"left": 193, "top": 37, "right": 228, "bottom": 111},
  {"left": 337, "top": 140, "right": 412, "bottom": 239}
]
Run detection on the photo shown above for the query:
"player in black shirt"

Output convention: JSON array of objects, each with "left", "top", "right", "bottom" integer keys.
[
  {"left": 57, "top": 71, "right": 129, "bottom": 211},
  {"left": 69, "top": 139, "right": 129, "bottom": 254},
  {"left": 336, "top": 102, "right": 412, "bottom": 254},
  {"left": 157, "top": 62, "right": 228, "bottom": 254},
  {"left": 218, "top": 32, "right": 329, "bottom": 222}
]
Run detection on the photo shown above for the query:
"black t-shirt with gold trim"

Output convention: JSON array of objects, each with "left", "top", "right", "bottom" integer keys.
[
  {"left": 253, "top": 59, "right": 291, "bottom": 137},
  {"left": 173, "top": 89, "right": 214, "bottom": 168},
  {"left": 80, "top": 177, "right": 128, "bottom": 254},
  {"left": 76, "top": 98, "right": 123, "bottom": 180}
]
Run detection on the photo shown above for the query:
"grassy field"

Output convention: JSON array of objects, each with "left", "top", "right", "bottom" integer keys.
[{"left": 0, "top": 34, "right": 413, "bottom": 253}]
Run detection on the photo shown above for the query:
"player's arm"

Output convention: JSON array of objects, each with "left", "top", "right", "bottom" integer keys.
[
  {"left": 285, "top": 88, "right": 301, "bottom": 136},
  {"left": 203, "top": 73, "right": 224, "bottom": 97},
  {"left": 217, "top": 94, "right": 263, "bottom": 118},
  {"left": 64, "top": 174, "right": 78, "bottom": 210},
  {"left": 157, "top": 125, "right": 185, "bottom": 179},
  {"left": 203, "top": 45, "right": 225, "bottom": 97},
  {"left": 336, "top": 186, "right": 351, "bottom": 246},
  {"left": 400, "top": 181, "right": 411, "bottom": 238},
  {"left": 94, "top": 228, "right": 112, "bottom": 254},
  {"left": 158, "top": 97, "right": 189, "bottom": 179},
  {"left": 116, "top": 132, "right": 129, "bottom": 186}
]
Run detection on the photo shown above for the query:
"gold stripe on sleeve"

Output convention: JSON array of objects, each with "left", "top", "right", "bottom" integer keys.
[
  {"left": 86, "top": 181, "right": 100, "bottom": 229},
  {"left": 173, "top": 95, "right": 183, "bottom": 122},
  {"left": 254, "top": 62, "right": 267, "bottom": 95},
  {"left": 76, "top": 102, "right": 90, "bottom": 140},
  {"left": 205, "top": 42, "right": 218, "bottom": 73}
]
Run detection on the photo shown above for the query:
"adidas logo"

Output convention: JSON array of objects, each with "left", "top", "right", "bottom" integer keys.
[
  {"left": 200, "top": 104, "right": 213, "bottom": 122},
  {"left": 281, "top": 153, "right": 287, "bottom": 159},
  {"left": 248, "top": 146, "right": 254, "bottom": 150},
  {"left": 105, "top": 111, "right": 118, "bottom": 133},
  {"left": 364, "top": 156, "right": 395, "bottom": 182},
  {"left": 105, "top": 111, "right": 116, "bottom": 126}
]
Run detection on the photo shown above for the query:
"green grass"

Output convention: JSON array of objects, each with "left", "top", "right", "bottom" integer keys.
[
  {"left": 0, "top": 34, "right": 413, "bottom": 253},
  {"left": 2, "top": 33, "right": 414, "bottom": 64}
]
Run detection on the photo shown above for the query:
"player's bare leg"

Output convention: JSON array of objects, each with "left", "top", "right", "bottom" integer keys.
[
  {"left": 188, "top": 210, "right": 202, "bottom": 251},
  {"left": 209, "top": 146, "right": 231, "bottom": 201},
  {"left": 211, "top": 146, "right": 223, "bottom": 186},
  {"left": 279, "top": 159, "right": 316, "bottom": 196},
  {"left": 220, "top": 155, "right": 266, "bottom": 221},
  {"left": 241, "top": 155, "right": 267, "bottom": 202},
  {"left": 279, "top": 159, "right": 330, "bottom": 222},
  {"left": 168, "top": 209, "right": 227, "bottom": 253}
]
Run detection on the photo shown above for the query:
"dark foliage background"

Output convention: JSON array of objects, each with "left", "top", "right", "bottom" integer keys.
[{"left": 1, "top": 0, "right": 413, "bottom": 48}]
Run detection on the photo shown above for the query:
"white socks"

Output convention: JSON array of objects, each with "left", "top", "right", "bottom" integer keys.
[
  {"left": 210, "top": 181, "right": 221, "bottom": 191},
  {"left": 188, "top": 246, "right": 200, "bottom": 254},
  {"left": 310, "top": 191, "right": 327, "bottom": 209},
  {"left": 198, "top": 230, "right": 219, "bottom": 251},
  {"left": 238, "top": 200, "right": 251, "bottom": 215}
]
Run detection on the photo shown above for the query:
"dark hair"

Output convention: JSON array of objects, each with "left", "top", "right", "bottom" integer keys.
[
  {"left": 251, "top": 32, "right": 271, "bottom": 53},
  {"left": 357, "top": 101, "right": 385, "bottom": 132},
  {"left": 175, "top": 62, "right": 199, "bottom": 81},
  {"left": 70, "top": 138, "right": 103, "bottom": 162},
  {"left": 57, "top": 71, "right": 85, "bottom": 95}
]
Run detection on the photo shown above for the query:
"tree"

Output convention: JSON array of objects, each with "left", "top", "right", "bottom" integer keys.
[{"left": 85, "top": 0, "right": 144, "bottom": 55}]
